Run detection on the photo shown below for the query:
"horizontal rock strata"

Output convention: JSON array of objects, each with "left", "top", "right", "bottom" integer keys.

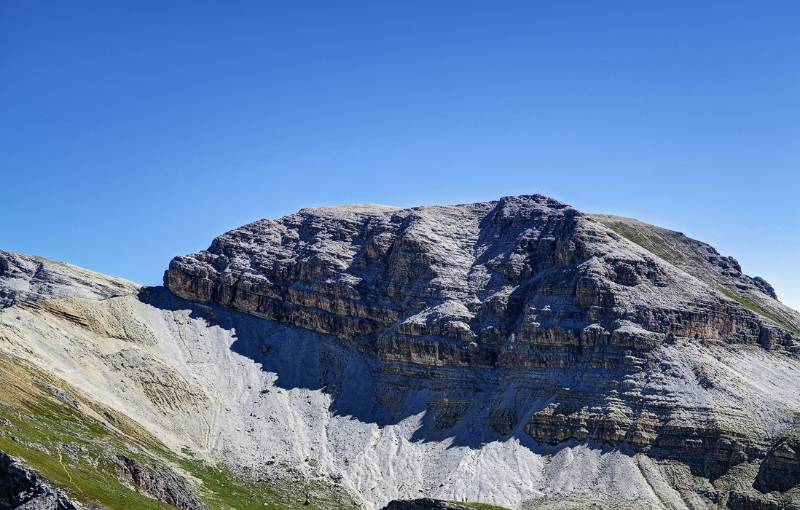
[
  {"left": 165, "top": 195, "right": 800, "bottom": 482},
  {"left": 0, "top": 451, "right": 76, "bottom": 510}
]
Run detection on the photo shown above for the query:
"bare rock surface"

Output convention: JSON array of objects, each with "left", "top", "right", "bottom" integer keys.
[
  {"left": 166, "top": 195, "right": 800, "bottom": 353},
  {"left": 756, "top": 428, "right": 800, "bottom": 493},
  {"left": 165, "top": 195, "right": 800, "bottom": 481},
  {"left": 109, "top": 455, "right": 208, "bottom": 510},
  {"left": 0, "top": 451, "right": 77, "bottom": 510},
  {"left": 0, "top": 251, "right": 138, "bottom": 308},
  {"left": 382, "top": 499, "right": 504, "bottom": 509},
  {"left": 1, "top": 195, "right": 799, "bottom": 509}
]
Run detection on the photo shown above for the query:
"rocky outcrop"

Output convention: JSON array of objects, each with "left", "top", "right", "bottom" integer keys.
[
  {"left": 382, "top": 499, "right": 500, "bottom": 510},
  {"left": 590, "top": 214, "right": 800, "bottom": 339},
  {"left": 0, "top": 451, "right": 77, "bottom": 510},
  {"left": 755, "top": 429, "right": 800, "bottom": 493},
  {"left": 0, "top": 251, "right": 138, "bottom": 308},
  {"left": 110, "top": 455, "right": 207, "bottom": 510},
  {"left": 166, "top": 196, "right": 799, "bottom": 365},
  {"left": 727, "top": 491, "right": 800, "bottom": 510},
  {"left": 165, "top": 195, "right": 800, "bottom": 481}
]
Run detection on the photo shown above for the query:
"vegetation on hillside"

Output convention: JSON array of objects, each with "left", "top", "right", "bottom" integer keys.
[{"left": 0, "top": 352, "right": 358, "bottom": 510}]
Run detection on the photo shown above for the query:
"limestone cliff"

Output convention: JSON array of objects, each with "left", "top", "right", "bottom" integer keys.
[
  {"left": 166, "top": 195, "right": 800, "bottom": 482},
  {"left": 166, "top": 196, "right": 800, "bottom": 356}
]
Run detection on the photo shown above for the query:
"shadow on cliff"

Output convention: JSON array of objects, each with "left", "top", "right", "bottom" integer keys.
[
  {"left": 138, "top": 286, "right": 403, "bottom": 425},
  {"left": 136, "top": 286, "right": 732, "bottom": 480},
  {"left": 136, "top": 285, "right": 565, "bottom": 451}
]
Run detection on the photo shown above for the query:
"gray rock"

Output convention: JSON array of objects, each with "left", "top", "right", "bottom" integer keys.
[
  {"left": 0, "top": 251, "right": 138, "bottom": 308},
  {"left": 165, "top": 195, "right": 800, "bottom": 479},
  {"left": 0, "top": 451, "right": 76, "bottom": 510},
  {"left": 382, "top": 499, "right": 488, "bottom": 510},
  {"left": 166, "top": 196, "right": 799, "bottom": 360},
  {"left": 755, "top": 429, "right": 800, "bottom": 493}
]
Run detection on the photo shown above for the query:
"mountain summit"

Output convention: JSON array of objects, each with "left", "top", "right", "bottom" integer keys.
[
  {"left": 1, "top": 195, "right": 798, "bottom": 509},
  {"left": 167, "top": 194, "right": 798, "bottom": 352}
]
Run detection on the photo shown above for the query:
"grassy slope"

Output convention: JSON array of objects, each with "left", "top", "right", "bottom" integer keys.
[{"left": 0, "top": 352, "right": 358, "bottom": 510}]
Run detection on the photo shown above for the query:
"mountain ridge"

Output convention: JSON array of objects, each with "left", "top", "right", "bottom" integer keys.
[
  {"left": 166, "top": 194, "right": 798, "bottom": 351},
  {"left": 0, "top": 194, "right": 798, "bottom": 509}
]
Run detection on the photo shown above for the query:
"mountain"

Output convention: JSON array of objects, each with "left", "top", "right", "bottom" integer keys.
[{"left": 1, "top": 195, "right": 798, "bottom": 510}]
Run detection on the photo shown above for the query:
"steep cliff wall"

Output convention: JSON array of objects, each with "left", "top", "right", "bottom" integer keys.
[
  {"left": 1, "top": 195, "right": 799, "bottom": 509},
  {"left": 165, "top": 195, "right": 800, "bottom": 482}
]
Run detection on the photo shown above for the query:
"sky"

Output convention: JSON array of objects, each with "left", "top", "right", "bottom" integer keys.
[{"left": 1, "top": 1, "right": 798, "bottom": 310}]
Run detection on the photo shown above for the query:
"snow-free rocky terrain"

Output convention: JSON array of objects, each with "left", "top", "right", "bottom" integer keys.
[{"left": 1, "top": 195, "right": 799, "bottom": 510}]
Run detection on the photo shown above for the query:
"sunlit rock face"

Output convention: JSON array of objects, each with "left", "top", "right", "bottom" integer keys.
[
  {"left": 166, "top": 194, "right": 800, "bottom": 483},
  {"left": 4, "top": 195, "right": 799, "bottom": 510}
]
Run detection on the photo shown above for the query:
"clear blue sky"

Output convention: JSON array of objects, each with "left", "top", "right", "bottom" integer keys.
[{"left": 1, "top": 1, "right": 798, "bottom": 310}]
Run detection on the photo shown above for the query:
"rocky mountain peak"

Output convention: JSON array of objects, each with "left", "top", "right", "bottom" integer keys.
[
  {"left": 163, "top": 194, "right": 800, "bottom": 489},
  {"left": 166, "top": 194, "right": 799, "bottom": 361},
  {"left": 1, "top": 194, "right": 799, "bottom": 509}
]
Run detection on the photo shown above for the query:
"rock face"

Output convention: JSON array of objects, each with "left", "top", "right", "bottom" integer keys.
[
  {"left": 0, "top": 251, "right": 138, "bottom": 309},
  {"left": 2, "top": 194, "right": 800, "bottom": 510},
  {"left": 110, "top": 455, "right": 207, "bottom": 510},
  {"left": 382, "top": 499, "right": 495, "bottom": 510},
  {"left": 166, "top": 196, "right": 799, "bottom": 354},
  {"left": 756, "top": 430, "right": 800, "bottom": 493},
  {"left": 727, "top": 491, "right": 800, "bottom": 510},
  {"left": 0, "top": 451, "right": 77, "bottom": 510},
  {"left": 166, "top": 195, "right": 800, "bottom": 480}
]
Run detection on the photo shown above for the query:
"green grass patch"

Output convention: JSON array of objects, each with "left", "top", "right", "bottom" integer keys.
[
  {"left": 598, "top": 217, "right": 799, "bottom": 336},
  {"left": 0, "top": 352, "right": 356, "bottom": 510},
  {"left": 177, "top": 457, "right": 358, "bottom": 510},
  {"left": 0, "top": 367, "right": 178, "bottom": 509},
  {"left": 716, "top": 286, "right": 800, "bottom": 334},
  {"left": 452, "top": 503, "right": 511, "bottom": 510},
  {"left": 600, "top": 221, "right": 686, "bottom": 266}
]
